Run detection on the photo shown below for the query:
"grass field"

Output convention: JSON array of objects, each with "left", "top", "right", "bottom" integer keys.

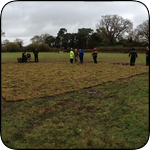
[
  {"left": 1, "top": 52, "right": 149, "bottom": 149},
  {"left": 1, "top": 52, "right": 147, "bottom": 64}
]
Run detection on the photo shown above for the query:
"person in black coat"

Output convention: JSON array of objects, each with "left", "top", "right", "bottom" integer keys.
[
  {"left": 146, "top": 47, "right": 149, "bottom": 66},
  {"left": 33, "top": 48, "right": 39, "bottom": 62},
  {"left": 22, "top": 51, "right": 27, "bottom": 63},
  {"left": 129, "top": 48, "right": 138, "bottom": 66}
]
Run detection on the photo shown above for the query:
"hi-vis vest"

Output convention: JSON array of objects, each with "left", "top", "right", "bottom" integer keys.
[{"left": 70, "top": 51, "right": 74, "bottom": 59}]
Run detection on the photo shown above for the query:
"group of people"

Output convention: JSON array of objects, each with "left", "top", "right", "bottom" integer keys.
[
  {"left": 22, "top": 52, "right": 31, "bottom": 63},
  {"left": 70, "top": 47, "right": 149, "bottom": 66},
  {"left": 22, "top": 46, "right": 149, "bottom": 66},
  {"left": 70, "top": 47, "right": 98, "bottom": 64},
  {"left": 70, "top": 48, "right": 84, "bottom": 63},
  {"left": 22, "top": 48, "right": 39, "bottom": 63},
  {"left": 129, "top": 46, "right": 149, "bottom": 66}
]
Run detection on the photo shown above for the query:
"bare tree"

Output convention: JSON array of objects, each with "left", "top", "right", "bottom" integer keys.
[
  {"left": 3, "top": 39, "right": 10, "bottom": 47},
  {"left": 1, "top": 30, "right": 6, "bottom": 47},
  {"left": 30, "top": 35, "right": 40, "bottom": 44},
  {"left": 14, "top": 38, "right": 23, "bottom": 48},
  {"left": 135, "top": 20, "right": 149, "bottom": 44},
  {"left": 1, "top": 30, "right": 5, "bottom": 37},
  {"left": 30, "top": 33, "right": 50, "bottom": 44},
  {"left": 123, "top": 29, "right": 138, "bottom": 42},
  {"left": 40, "top": 33, "right": 50, "bottom": 44},
  {"left": 96, "top": 14, "right": 133, "bottom": 45}
]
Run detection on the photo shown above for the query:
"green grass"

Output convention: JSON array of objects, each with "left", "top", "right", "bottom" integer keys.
[
  {"left": 1, "top": 72, "right": 149, "bottom": 149},
  {"left": 2, "top": 60, "right": 148, "bottom": 101},
  {"left": 1, "top": 52, "right": 149, "bottom": 148},
  {"left": 1, "top": 52, "right": 147, "bottom": 65}
]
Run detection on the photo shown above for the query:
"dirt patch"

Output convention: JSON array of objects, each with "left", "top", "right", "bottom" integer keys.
[
  {"left": 53, "top": 99, "right": 71, "bottom": 108},
  {"left": 78, "top": 105, "right": 101, "bottom": 112},
  {"left": 28, "top": 61, "right": 37, "bottom": 63},
  {"left": 112, "top": 62, "right": 129, "bottom": 65},
  {"left": 1, "top": 96, "right": 18, "bottom": 115},
  {"left": 85, "top": 87, "right": 101, "bottom": 96}
]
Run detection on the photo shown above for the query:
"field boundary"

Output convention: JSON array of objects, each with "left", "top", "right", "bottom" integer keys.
[{"left": 1, "top": 72, "right": 148, "bottom": 103}]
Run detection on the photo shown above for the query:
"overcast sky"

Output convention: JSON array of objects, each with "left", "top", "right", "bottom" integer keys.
[{"left": 1, "top": 1, "right": 149, "bottom": 46}]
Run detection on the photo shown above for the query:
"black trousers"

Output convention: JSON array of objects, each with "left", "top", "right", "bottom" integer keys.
[
  {"left": 79, "top": 56, "right": 83, "bottom": 63},
  {"left": 75, "top": 57, "right": 78, "bottom": 62},
  {"left": 70, "top": 59, "right": 73, "bottom": 63},
  {"left": 93, "top": 56, "right": 97, "bottom": 63},
  {"left": 22, "top": 57, "right": 27, "bottom": 63},
  {"left": 35, "top": 55, "right": 38, "bottom": 62},
  {"left": 130, "top": 56, "right": 136, "bottom": 66},
  {"left": 146, "top": 56, "right": 149, "bottom": 66}
]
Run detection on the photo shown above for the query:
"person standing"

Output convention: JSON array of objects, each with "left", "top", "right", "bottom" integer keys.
[
  {"left": 70, "top": 48, "right": 74, "bottom": 63},
  {"left": 79, "top": 49, "right": 84, "bottom": 63},
  {"left": 33, "top": 48, "right": 39, "bottom": 62},
  {"left": 22, "top": 51, "right": 27, "bottom": 63},
  {"left": 92, "top": 47, "right": 98, "bottom": 63},
  {"left": 129, "top": 48, "right": 138, "bottom": 66},
  {"left": 146, "top": 46, "right": 149, "bottom": 66},
  {"left": 74, "top": 49, "right": 78, "bottom": 62}
]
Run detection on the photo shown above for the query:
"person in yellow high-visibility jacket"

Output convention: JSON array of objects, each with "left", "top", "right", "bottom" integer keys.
[{"left": 70, "top": 48, "right": 75, "bottom": 63}]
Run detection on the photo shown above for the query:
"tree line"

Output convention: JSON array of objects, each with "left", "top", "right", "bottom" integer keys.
[{"left": 1, "top": 15, "right": 149, "bottom": 52}]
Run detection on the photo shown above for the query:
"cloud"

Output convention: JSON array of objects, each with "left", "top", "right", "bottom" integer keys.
[{"left": 1, "top": 1, "right": 149, "bottom": 46}]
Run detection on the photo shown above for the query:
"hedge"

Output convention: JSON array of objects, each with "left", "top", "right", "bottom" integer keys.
[
  {"left": 81, "top": 47, "right": 147, "bottom": 53},
  {"left": 1, "top": 47, "right": 147, "bottom": 53}
]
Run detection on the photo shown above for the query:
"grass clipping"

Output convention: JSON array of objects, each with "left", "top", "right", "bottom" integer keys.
[{"left": 1, "top": 61, "right": 148, "bottom": 101}]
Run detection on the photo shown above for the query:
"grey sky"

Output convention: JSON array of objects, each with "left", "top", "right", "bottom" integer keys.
[{"left": 1, "top": 1, "right": 149, "bottom": 46}]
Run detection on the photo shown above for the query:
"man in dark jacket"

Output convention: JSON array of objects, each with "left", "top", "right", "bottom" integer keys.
[
  {"left": 33, "top": 48, "right": 39, "bottom": 62},
  {"left": 129, "top": 48, "right": 138, "bottom": 66},
  {"left": 22, "top": 51, "right": 27, "bottom": 63},
  {"left": 146, "top": 47, "right": 149, "bottom": 66},
  {"left": 79, "top": 49, "right": 84, "bottom": 63},
  {"left": 92, "top": 47, "right": 98, "bottom": 63},
  {"left": 74, "top": 49, "right": 78, "bottom": 62}
]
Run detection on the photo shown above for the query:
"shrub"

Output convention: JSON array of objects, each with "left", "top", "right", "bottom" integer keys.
[
  {"left": 97, "top": 47, "right": 146, "bottom": 53},
  {"left": 26, "top": 43, "right": 39, "bottom": 52},
  {"left": 38, "top": 44, "right": 51, "bottom": 52},
  {"left": 26, "top": 43, "right": 51, "bottom": 52},
  {"left": 5, "top": 42, "right": 20, "bottom": 52}
]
